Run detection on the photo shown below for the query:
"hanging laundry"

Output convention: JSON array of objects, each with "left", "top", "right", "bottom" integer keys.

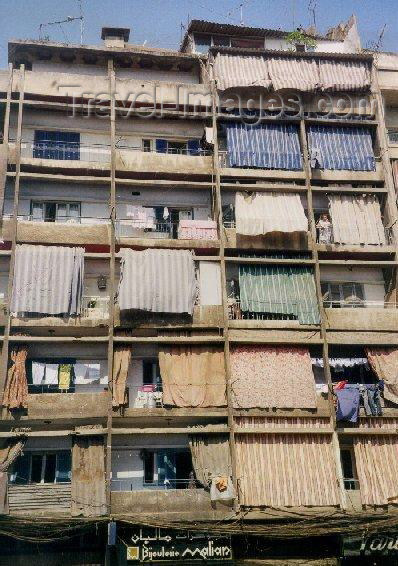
[
  {"left": 163, "top": 207, "right": 169, "bottom": 220},
  {"left": 58, "top": 364, "right": 72, "bottom": 390},
  {"left": 334, "top": 380, "right": 348, "bottom": 390},
  {"left": 335, "top": 385, "right": 360, "bottom": 423},
  {"left": 31, "top": 361, "right": 45, "bottom": 385},
  {"left": 43, "top": 364, "right": 59, "bottom": 386}
]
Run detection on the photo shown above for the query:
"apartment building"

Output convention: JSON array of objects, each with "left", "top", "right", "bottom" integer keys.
[{"left": 0, "top": 17, "right": 398, "bottom": 566}]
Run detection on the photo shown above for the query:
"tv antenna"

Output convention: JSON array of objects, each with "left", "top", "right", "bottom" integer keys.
[{"left": 39, "top": 0, "right": 84, "bottom": 44}]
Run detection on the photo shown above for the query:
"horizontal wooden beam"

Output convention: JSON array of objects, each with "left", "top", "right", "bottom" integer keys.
[{"left": 233, "top": 427, "right": 333, "bottom": 435}]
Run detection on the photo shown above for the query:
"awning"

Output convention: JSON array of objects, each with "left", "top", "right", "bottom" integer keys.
[
  {"left": 11, "top": 245, "right": 84, "bottom": 316},
  {"left": 213, "top": 53, "right": 271, "bottom": 91},
  {"left": 189, "top": 434, "right": 231, "bottom": 486},
  {"left": 230, "top": 345, "right": 317, "bottom": 409},
  {"left": 118, "top": 249, "right": 197, "bottom": 314},
  {"left": 235, "top": 427, "right": 340, "bottom": 507},
  {"left": 238, "top": 264, "right": 320, "bottom": 325},
  {"left": 235, "top": 191, "right": 308, "bottom": 236},
  {"left": 353, "top": 435, "right": 398, "bottom": 505},
  {"left": 307, "top": 125, "right": 375, "bottom": 171},
  {"left": 328, "top": 194, "right": 386, "bottom": 245},
  {"left": 268, "top": 56, "right": 320, "bottom": 92},
  {"left": 224, "top": 122, "right": 302, "bottom": 170},
  {"left": 319, "top": 59, "right": 371, "bottom": 92}
]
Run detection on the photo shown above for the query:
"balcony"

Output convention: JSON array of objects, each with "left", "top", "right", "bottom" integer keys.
[
  {"left": 14, "top": 215, "right": 110, "bottom": 246},
  {"left": 7, "top": 483, "right": 71, "bottom": 515},
  {"left": 218, "top": 150, "right": 306, "bottom": 181},
  {"left": 110, "top": 488, "right": 229, "bottom": 519},
  {"left": 317, "top": 226, "right": 394, "bottom": 253},
  {"left": 11, "top": 295, "right": 110, "bottom": 328},
  {"left": 223, "top": 220, "right": 309, "bottom": 251},
  {"left": 324, "top": 301, "right": 398, "bottom": 332},
  {"left": 17, "top": 140, "right": 213, "bottom": 177}
]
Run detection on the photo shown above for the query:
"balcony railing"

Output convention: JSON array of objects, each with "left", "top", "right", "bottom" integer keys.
[
  {"left": 228, "top": 298, "right": 297, "bottom": 321},
  {"left": 323, "top": 299, "right": 397, "bottom": 309},
  {"left": 116, "top": 219, "right": 176, "bottom": 239},
  {"left": 111, "top": 478, "right": 199, "bottom": 491},
  {"left": 27, "top": 383, "right": 108, "bottom": 394},
  {"left": 19, "top": 140, "right": 212, "bottom": 163},
  {"left": 317, "top": 226, "right": 394, "bottom": 246},
  {"left": 17, "top": 214, "right": 110, "bottom": 225}
]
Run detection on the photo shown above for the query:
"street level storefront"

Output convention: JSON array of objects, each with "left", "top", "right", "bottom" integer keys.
[{"left": 342, "top": 531, "right": 398, "bottom": 565}]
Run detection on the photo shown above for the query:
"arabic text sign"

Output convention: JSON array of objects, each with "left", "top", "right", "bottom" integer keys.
[{"left": 125, "top": 527, "right": 233, "bottom": 563}]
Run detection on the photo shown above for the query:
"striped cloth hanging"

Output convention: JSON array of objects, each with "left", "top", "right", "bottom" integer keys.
[
  {"left": 224, "top": 122, "right": 303, "bottom": 170},
  {"left": 307, "top": 125, "right": 375, "bottom": 171},
  {"left": 238, "top": 264, "right": 320, "bottom": 325}
]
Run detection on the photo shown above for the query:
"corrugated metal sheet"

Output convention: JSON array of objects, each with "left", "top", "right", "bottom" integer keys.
[
  {"left": 235, "top": 416, "right": 331, "bottom": 429},
  {"left": 11, "top": 245, "right": 84, "bottom": 316},
  {"left": 307, "top": 125, "right": 375, "bottom": 171},
  {"left": 328, "top": 194, "right": 385, "bottom": 245},
  {"left": 268, "top": 57, "right": 320, "bottom": 92},
  {"left": 118, "top": 249, "right": 197, "bottom": 314},
  {"left": 319, "top": 59, "right": 371, "bottom": 91},
  {"left": 353, "top": 435, "right": 398, "bottom": 505},
  {"left": 235, "top": 192, "right": 308, "bottom": 236},
  {"left": 8, "top": 483, "right": 71, "bottom": 514},
  {"left": 213, "top": 53, "right": 271, "bottom": 91},
  {"left": 235, "top": 433, "right": 340, "bottom": 507},
  {"left": 238, "top": 264, "right": 320, "bottom": 325},
  {"left": 224, "top": 122, "right": 302, "bottom": 170}
]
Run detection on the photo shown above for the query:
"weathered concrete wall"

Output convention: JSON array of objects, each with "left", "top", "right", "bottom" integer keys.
[
  {"left": 325, "top": 308, "right": 398, "bottom": 331},
  {"left": 111, "top": 488, "right": 232, "bottom": 519},
  {"left": 16, "top": 219, "right": 110, "bottom": 245},
  {"left": 1, "top": 392, "right": 108, "bottom": 420},
  {"left": 116, "top": 149, "right": 212, "bottom": 175}
]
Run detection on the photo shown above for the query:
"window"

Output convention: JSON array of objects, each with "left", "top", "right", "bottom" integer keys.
[
  {"left": 231, "top": 38, "right": 264, "bottom": 48},
  {"left": 10, "top": 451, "right": 71, "bottom": 484},
  {"left": 143, "top": 451, "right": 155, "bottom": 484},
  {"left": 31, "top": 201, "right": 81, "bottom": 223},
  {"left": 143, "top": 360, "right": 161, "bottom": 389},
  {"left": 321, "top": 282, "right": 364, "bottom": 308},
  {"left": 340, "top": 448, "right": 358, "bottom": 490},
  {"left": 142, "top": 139, "right": 152, "bottom": 152},
  {"left": 193, "top": 34, "right": 212, "bottom": 54},
  {"left": 166, "top": 141, "right": 187, "bottom": 155},
  {"left": 33, "top": 130, "right": 80, "bottom": 160}
]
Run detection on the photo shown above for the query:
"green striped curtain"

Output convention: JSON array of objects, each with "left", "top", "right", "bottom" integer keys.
[{"left": 238, "top": 265, "right": 320, "bottom": 325}]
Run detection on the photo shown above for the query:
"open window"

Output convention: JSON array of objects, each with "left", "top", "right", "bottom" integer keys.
[
  {"left": 9, "top": 451, "right": 71, "bottom": 485},
  {"left": 340, "top": 447, "right": 359, "bottom": 490},
  {"left": 31, "top": 201, "right": 81, "bottom": 223}
]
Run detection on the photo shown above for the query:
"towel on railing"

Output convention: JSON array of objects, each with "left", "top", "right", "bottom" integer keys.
[{"left": 178, "top": 220, "right": 218, "bottom": 240}]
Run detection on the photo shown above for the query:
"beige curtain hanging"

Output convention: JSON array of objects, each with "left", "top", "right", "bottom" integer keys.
[
  {"left": 189, "top": 434, "right": 231, "bottom": 486},
  {"left": 2, "top": 345, "right": 28, "bottom": 410},
  {"left": 71, "top": 436, "right": 107, "bottom": 517},
  {"left": 366, "top": 348, "right": 398, "bottom": 405},
  {"left": 0, "top": 437, "right": 26, "bottom": 514},
  {"left": 328, "top": 195, "right": 386, "bottom": 245},
  {"left": 112, "top": 345, "right": 132, "bottom": 408},
  {"left": 235, "top": 192, "right": 308, "bottom": 237},
  {"left": 159, "top": 346, "right": 226, "bottom": 408},
  {"left": 235, "top": 432, "right": 340, "bottom": 507},
  {"left": 353, "top": 435, "right": 398, "bottom": 505}
]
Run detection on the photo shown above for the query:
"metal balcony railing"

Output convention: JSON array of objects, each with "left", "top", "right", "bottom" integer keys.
[
  {"left": 17, "top": 214, "right": 110, "bottom": 225},
  {"left": 111, "top": 478, "right": 199, "bottom": 491},
  {"left": 27, "top": 383, "right": 108, "bottom": 394},
  {"left": 18, "top": 140, "right": 212, "bottom": 163},
  {"left": 317, "top": 226, "right": 394, "bottom": 246},
  {"left": 323, "top": 299, "right": 397, "bottom": 309},
  {"left": 115, "top": 219, "right": 176, "bottom": 239},
  {"left": 227, "top": 298, "right": 297, "bottom": 321}
]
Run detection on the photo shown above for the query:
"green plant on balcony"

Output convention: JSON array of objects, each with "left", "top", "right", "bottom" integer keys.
[{"left": 286, "top": 30, "right": 317, "bottom": 50}]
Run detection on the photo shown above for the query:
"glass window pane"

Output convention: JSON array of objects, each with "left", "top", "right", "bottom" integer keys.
[
  {"left": 32, "top": 202, "right": 44, "bottom": 221},
  {"left": 56, "top": 203, "right": 67, "bottom": 221},
  {"left": 144, "top": 452, "right": 155, "bottom": 484},
  {"left": 56, "top": 451, "right": 71, "bottom": 483},
  {"left": 31, "top": 454, "right": 43, "bottom": 483}
]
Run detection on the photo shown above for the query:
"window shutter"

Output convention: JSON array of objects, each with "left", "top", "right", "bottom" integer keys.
[{"left": 156, "top": 139, "right": 167, "bottom": 153}]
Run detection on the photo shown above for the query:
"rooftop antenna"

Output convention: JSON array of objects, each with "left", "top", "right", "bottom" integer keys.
[
  {"left": 240, "top": 2, "right": 244, "bottom": 26},
  {"left": 38, "top": 0, "right": 84, "bottom": 44},
  {"left": 308, "top": 0, "right": 317, "bottom": 29}
]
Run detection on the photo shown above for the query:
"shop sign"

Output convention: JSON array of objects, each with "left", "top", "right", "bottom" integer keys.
[
  {"left": 122, "top": 526, "right": 233, "bottom": 563},
  {"left": 343, "top": 532, "right": 398, "bottom": 556}
]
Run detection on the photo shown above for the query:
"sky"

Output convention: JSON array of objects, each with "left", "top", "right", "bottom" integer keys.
[{"left": 0, "top": 0, "right": 397, "bottom": 67}]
